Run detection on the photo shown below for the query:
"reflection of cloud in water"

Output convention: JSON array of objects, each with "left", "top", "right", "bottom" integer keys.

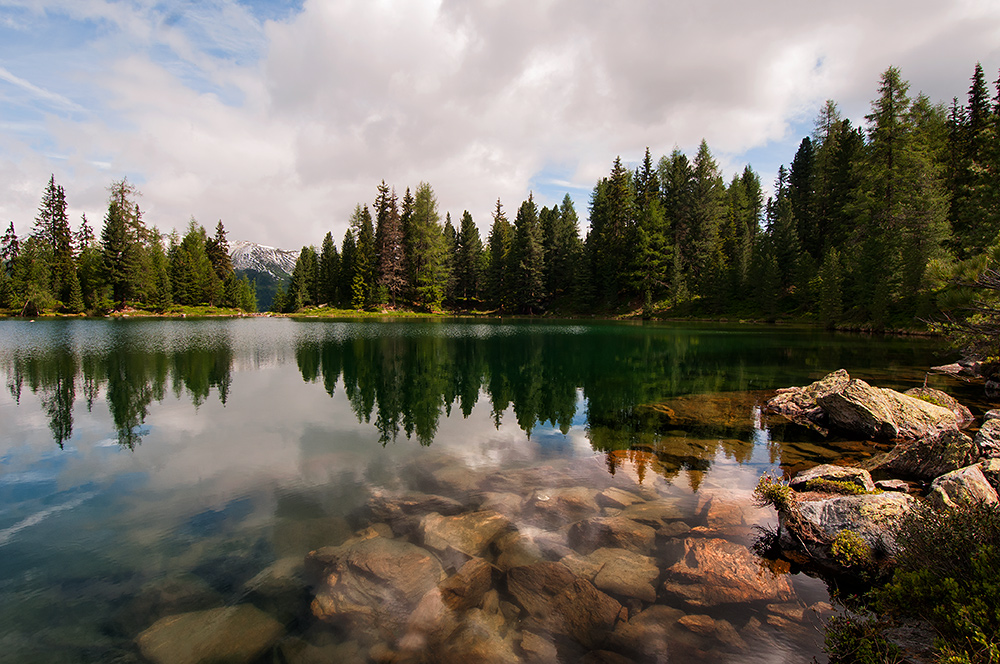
[{"left": 0, "top": 492, "right": 95, "bottom": 546}]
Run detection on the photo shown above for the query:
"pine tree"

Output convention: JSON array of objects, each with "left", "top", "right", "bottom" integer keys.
[
  {"left": 319, "top": 232, "right": 340, "bottom": 305},
  {"left": 375, "top": 183, "right": 405, "bottom": 307},
  {"left": 818, "top": 246, "right": 843, "bottom": 328},
  {"left": 205, "top": 220, "right": 233, "bottom": 281},
  {"left": 339, "top": 229, "right": 357, "bottom": 308},
  {"left": 1, "top": 222, "right": 18, "bottom": 271},
  {"left": 789, "top": 137, "right": 820, "bottom": 259},
  {"left": 408, "top": 183, "right": 447, "bottom": 311},
  {"left": 486, "top": 199, "right": 513, "bottom": 311},
  {"left": 659, "top": 149, "right": 695, "bottom": 301},
  {"left": 454, "top": 210, "right": 483, "bottom": 306},
  {"left": 442, "top": 212, "right": 457, "bottom": 305},
  {"left": 689, "top": 140, "right": 726, "bottom": 297},
  {"left": 101, "top": 179, "right": 139, "bottom": 307},
  {"left": 511, "top": 194, "right": 545, "bottom": 313}
]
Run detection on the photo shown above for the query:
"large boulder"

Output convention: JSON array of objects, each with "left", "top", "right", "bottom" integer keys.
[
  {"left": 928, "top": 465, "right": 1000, "bottom": 510},
  {"left": 766, "top": 369, "right": 852, "bottom": 433},
  {"left": 136, "top": 605, "right": 284, "bottom": 664},
  {"left": 506, "top": 562, "right": 625, "bottom": 649},
  {"left": 864, "top": 429, "right": 979, "bottom": 481},
  {"left": 975, "top": 419, "right": 1000, "bottom": 458},
  {"left": 789, "top": 464, "right": 876, "bottom": 493},
  {"left": 662, "top": 538, "right": 794, "bottom": 607},
  {"left": 789, "top": 492, "right": 917, "bottom": 558},
  {"left": 817, "top": 378, "right": 960, "bottom": 440},
  {"left": 522, "top": 487, "right": 600, "bottom": 527},
  {"left": 903, "top": 387, "right": 974, "bottom": 428},
  {"left": 309, "top": 535, "right": 445, "bottom": 638}
]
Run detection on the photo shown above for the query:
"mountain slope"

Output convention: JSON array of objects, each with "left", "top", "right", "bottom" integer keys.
[{"left": 230, "top": 240, "right": 298, "bottom": 311}]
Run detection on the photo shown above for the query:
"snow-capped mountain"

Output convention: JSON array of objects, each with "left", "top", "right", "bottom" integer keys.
[{"left": 230, "top": 240, "right": 298, "bottom": 280}]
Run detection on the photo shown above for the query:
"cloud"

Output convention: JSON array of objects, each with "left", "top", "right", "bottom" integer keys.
[{"left": 0, "top": 0, "right": 998, "bottom": 248}]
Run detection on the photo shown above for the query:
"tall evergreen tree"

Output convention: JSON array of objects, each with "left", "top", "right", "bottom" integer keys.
[
  {"left": 375, "top": 183, "right": 405, "bottom": 307},
  {"left": 454, "top": 210, "right": 484, "bottom": 306},
  {"left": 486, "top": 199, "right": 513, "bottom": 311},
  {"left": 205, "top": 220, "right": 233, "bottom": 281},
  {"left": 319, "top": 232, "right": 340, "bottom": 305},
  {"left": 408, "top": 183, "right": 447, "bottom": 311},
  {"left": 689, "top": 140, "right": 726, "bottom": 296},
  {"left": 101, "top": 179, "right": 144, "bottom": 307},
  {"left": 510, "top": 194, "right": 545, "bottom": 313}
]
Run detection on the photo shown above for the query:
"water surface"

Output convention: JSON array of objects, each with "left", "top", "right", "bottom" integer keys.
[{"left": 0, "top": 318, "right": 973, "bottom": 663}]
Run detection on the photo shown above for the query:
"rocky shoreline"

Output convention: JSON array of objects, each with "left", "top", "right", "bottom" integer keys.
[{"left": 761, "top": 369, "right": 999, "bottom": 579}]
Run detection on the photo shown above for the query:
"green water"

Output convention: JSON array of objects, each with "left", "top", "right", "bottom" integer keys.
[{"left": 0, "top": 318, "right": 975, "bottom": 663}]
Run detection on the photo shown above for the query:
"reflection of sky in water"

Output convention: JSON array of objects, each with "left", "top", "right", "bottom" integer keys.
[{"left": 0, "top": 318, "right": 961, "bottom": 662}]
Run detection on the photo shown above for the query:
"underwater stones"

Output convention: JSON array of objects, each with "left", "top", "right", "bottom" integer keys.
[
  {"left": 985, "top": 409, "right": 1000, "bottom": 422},
  {"left": 240, "top": 556, "right": 308, "bottom": 624},
  {"left": 523, "top": 487, "right": 600, "bottom": 526},
  {"left": 567, "top": 516, "right": 656, "bottom": 555},
  {"left": 677, "top": 614, "right": 746, "bottom": 651},
  {"left": 114, "top": 573, "right": 223, "bottom": 637},
  {"left": 560, "top": 547, "right": 659, "bottom": 603},
  {"left": 367, "top": 491, "right": 465, "bottom": 535},
  {"left": 592, "top": 551, "right": 660, "bottom": 604},
  {"left": 519, "top": 631, "right": 558, "bottom": 663},
  {"left": 604, "top": 604, "right": 682, "bottom": 661},
  {"left": 789, "top": 464, "right": 877, "bottom": 493},
  {"left": 492, "top": 530, "right": 545, "bottom": 571},
  {"left": 595, "top": 486, "right": 645, "bottom": 509},
  {"left": 309, "top": 535, "right": 445, "bottom": 636},
  {"left": 817, "top": 378, "right": 960, "bottom": 440},
  {"left": 420, "top": 510, "right": 512, "bottom": 559},
  {"left": 136, "top": 605, "right": 284, "bottom": 664},
  {"left": 865, "top": 429, "right": 978, "bottom": 481},
  {"left": 507, "top": 562, "right": 625, "bottom": 649},
  {"left": 438, "top": 557, "right": 495, "bottom": 612},
  {"left": 478, "top": 492, "right": 525, "bottom": 518},
  {"left": 618, "top": 499, "right": 685, "bottom": 527},
  {"left": 928, "top": 465, "right": 999, "bottom": 510},
  {"left": 662, "top": 538, "right": 794, "bottom": 608}
]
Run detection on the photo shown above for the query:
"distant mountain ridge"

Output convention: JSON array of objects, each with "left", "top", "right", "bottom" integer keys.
[
  {"left": 230, "top": 240, "right": 297, "bottom": 311},
  {"left": 230, "top": 240, "right": 298, "bottom": 279}
]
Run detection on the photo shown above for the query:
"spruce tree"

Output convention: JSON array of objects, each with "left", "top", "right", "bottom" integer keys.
[
  {"left": 486, "top": 199, "right": 513, "bottom": 311},
  {"left": 408, "top": 183, "right": 447, "bottom": 311},
  {"left": 319, "top": 232, "right": 340, "bottom": 305},
  {"left": 454, "top": 210, "right": 483, "bottom": 306},
  {"left": 375, "top": 184, "right": 405, "bottom": 307},
  {"left": 511, "top": 194, "right": 545, "bottom": 313}
]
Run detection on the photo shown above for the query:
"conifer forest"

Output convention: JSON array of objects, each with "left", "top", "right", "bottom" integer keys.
[{"left": 3, "top": 64, "right": 999, "bottom": 353}]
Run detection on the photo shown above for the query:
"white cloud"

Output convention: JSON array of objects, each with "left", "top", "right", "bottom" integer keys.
[{"left": 0, "top": 0, "right": 999, "bottom": 246}]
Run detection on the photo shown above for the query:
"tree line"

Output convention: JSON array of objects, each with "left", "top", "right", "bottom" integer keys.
[
  {"left": 3, "top": 63, "right": 998, "bottom": 337},
  {"left": 275, "top": 63, "right": 1000, "bottom": 335},
  {"left": 0, "top": 178, "right": 256, "bottom": 315}
]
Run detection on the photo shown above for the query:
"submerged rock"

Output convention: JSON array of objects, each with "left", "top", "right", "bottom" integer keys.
[
  {"left": 662, "top": 538, "right": 794, "bottom": 607},
  {"left": 507, "top": 562, "right": 625, "bottom": 649},
  {"left": 523, "top": 487, "right": 600, "bottom": 527},
  {"left": 789, "top": 464, "right": 876, "bottom": 493},
  {"left": 136, "top": 605, "right": 284, "bottom": 664},
  {"left": 560, "top": 547, "right": 660, "bottom": 603},
  {"left": 864, "top": 429, "right": 978, "bottom": 481},
  {"left": 438, "top": 557, "right": 496, "bottom": 612},
  {"left": 928, "top": 465, "right": 999, "bottom": 510},
  {"left": 309, "top": 535, "right": 445, "bottom": 638},
  {"left": 817, "top": 379, "right": 960, "bottom": 440},
  {"left": 567, "top": 516, "right": 656, "bottom": 555},
  {"left": 420, "top": 510, "right": 513, "bottom": 559},
  {"left": 604, "top": 604, "right": 682, "bottom": 661}
]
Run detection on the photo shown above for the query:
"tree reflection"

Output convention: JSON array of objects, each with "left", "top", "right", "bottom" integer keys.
[
  {"left": 3, "top": 325, "right": 233, "bottom": 450},
  {"left": 1, "top": 320, "right": 941, "bottom": 480}
]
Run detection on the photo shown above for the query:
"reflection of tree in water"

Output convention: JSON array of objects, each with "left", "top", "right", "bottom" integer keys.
[{"left": 3, "top": 328, "right": 233, "bottom": 449}]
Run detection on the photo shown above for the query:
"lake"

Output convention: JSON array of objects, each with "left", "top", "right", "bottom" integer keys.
[{"left": 0, "top": 318, "right": 977, "bottom": 663}]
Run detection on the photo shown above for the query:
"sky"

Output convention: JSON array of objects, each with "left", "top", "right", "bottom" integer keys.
[{"left": 1, "top": 0, "right": 999, "bottom": 250}]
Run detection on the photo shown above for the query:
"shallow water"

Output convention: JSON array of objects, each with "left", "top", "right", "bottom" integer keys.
[{"left": 0, "top": 318, "right": 977, "bottom": 663}]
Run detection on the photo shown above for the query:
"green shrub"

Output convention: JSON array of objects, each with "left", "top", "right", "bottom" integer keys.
[
  {"left": 824, "top": 611, "right": 903, "bottom": 664},
  {"left": 802, "top": 478, "right": 877, "bottom": 495},
  {"left": 830, "top": 529, "right": 873, "bottom": 568},
  {"left": 879, "top": 500, "right": 1000, "bottom": 663},
  {"left": 754, "top": 474, "right": 795, "bottom": 512}
]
